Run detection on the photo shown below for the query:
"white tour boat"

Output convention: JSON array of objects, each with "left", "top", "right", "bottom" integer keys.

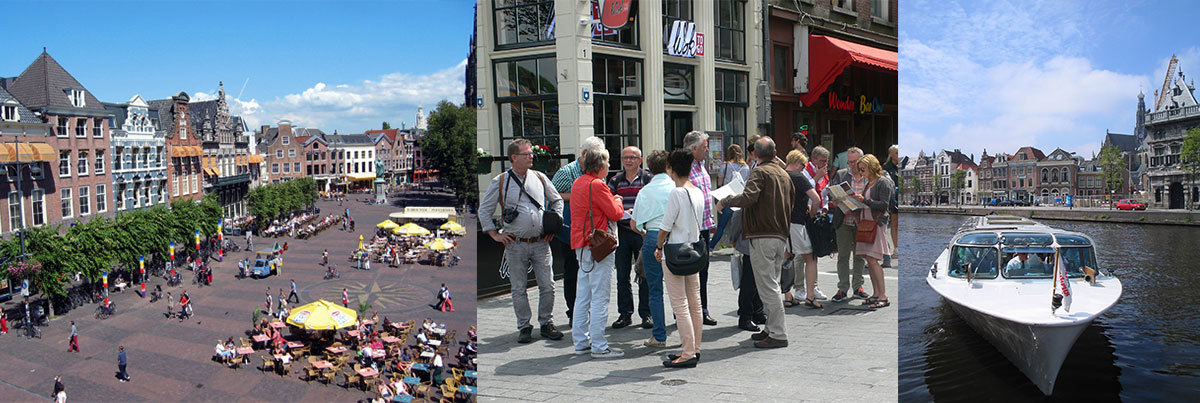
[{"left": 926, "top": 215, "right": 1122, "bottom": 395}]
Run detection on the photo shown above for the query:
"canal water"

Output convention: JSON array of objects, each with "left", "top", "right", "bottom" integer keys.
[{"left": 899, "top": 213, "right": 1200, "bottom": 401}]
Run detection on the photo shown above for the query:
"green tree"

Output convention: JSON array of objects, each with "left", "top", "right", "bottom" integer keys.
[
  {"left": 932, "top": 173, "right": 944, "bottom": 206},
  {"left": 1182, "top": 128, "right": 1200, "bottom": 210},
  {"left": 420, "top": 100, "right": 479, "bottom": 206},
  {"left": 382, "top": 121, "right": 391, "bottom": 130},
  {"left": 951, "top": 170, "right": 967, "bottom": 207},
  {"left": 1098, "top": 144, "right": 1126, "bottom": 208}
]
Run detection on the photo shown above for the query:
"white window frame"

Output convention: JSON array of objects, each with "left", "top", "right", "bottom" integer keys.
[
  {"left": 871, "top": 0, "right": 889, "bottom": 20},
  {"left": 172, "top": 176, "right": 179, "bottom": 197},
  {"left": 293, "top": 162, "right": 300, "bottom": 173},
  {"left": 77, "top": 151, "right": 89, "bottom": 176},
  {"left": 31, "top": 188, "right": 45, "bottom": 226},
  {"left": 276, "top": 149, "right": 283, "bottom": 159},
  {"left": 191, "top": 176, "right": 198, "bottom": 192},
  {"left": 61, "top": 188, "right": 73, "bottom": 219},
  {"left": 96, "top": 184, "right": 107, "bottom": 213},
  {"left": 93, "top": 118, "right": 103, "bottom": 137},
  {"left": 59, "top": 151, "right": 71, "bottom": 177},
  {"left": 288, "top": 149, "right": 296, "bottom": 158},
  {"left": 78, "top": 186, "right": 90, "bottom": 216},
  {"left": 282, "top": 136, "right": 290, "bottom": 145},
  {"left": 1, "top": 104, "right": 17, "bottom": 122},
  {"left": 8, "top": 191, "right": 22, "bottom": 232},
  {"left": 272, "top": 163, "right": 279, "bottom": 174},
  {"left": 95, "top": 149, "right": 105, "bottom": 174}
]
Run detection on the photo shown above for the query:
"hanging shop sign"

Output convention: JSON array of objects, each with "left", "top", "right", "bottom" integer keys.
[
  {"left": 827, "top": 91, "right": 884, "bottom": 114},
  {"left": 600, "top": 0, "right": 634, "bottom": 30},
  {"left": 592, "top": 2, "right": 616, "bottom": 36},
  {"left": 666, "top": 20, "right": 704, "bottom": 58}
]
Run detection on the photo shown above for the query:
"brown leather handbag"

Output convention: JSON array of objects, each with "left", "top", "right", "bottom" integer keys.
[
  {"left": 585, "top": 179, "right": 618, "bottom": 262},
  {"left": 855, "top": 181, "right": 878, "bottom": 243}
]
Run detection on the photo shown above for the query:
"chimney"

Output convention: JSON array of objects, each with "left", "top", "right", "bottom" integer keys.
[{"left": 261, "top": 125, "right": 269, "bottom": 134}]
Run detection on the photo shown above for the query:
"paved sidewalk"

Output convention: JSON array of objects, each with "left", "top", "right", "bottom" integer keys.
[{"left": 477, "top": 249, "right": 898, "bottom": 402}]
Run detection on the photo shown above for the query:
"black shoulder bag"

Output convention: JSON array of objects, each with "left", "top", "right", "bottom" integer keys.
[
  {"left": 509, "top": 170, "right": 563, "bottom": 237},
  {"left": 664, "top": 188, "right": 708, "bottom": 276}
]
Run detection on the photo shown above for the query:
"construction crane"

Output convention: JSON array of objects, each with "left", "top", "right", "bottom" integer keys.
[{"left": 1154, "top": 55, "right": 1178, "bottom": 112}]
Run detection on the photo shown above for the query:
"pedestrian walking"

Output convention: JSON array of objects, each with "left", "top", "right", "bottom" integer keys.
[
  {"left": 265, "top": 289, "right": 273, "bottom": 315},
  {"left": 53, "top": 376, "right": 65, "bottom": 402},
  {"left": 116, "top": 346, "right": 130, "bottom": 382},
  {"left": 322, "top": 249, "right": 329, "bottom": 266},
  {"left": 165, "top": 292, "right": 173, "bottom": 319},
  {"left": 287, "top": 280, "right": 299, "bottom": 303},
  {"left": 68, "top": 321, "right": 79, "bottom": 352},
  {"left": 1, "top": 310, "right": 7, "bottom": 334},
  {"left": 342, "top": 288, "right": 350, "bottom": 308}
]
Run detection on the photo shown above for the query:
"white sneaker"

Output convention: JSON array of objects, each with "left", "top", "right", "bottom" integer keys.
[
  {"left": 796, "top": 289, "right": 807, "bottom": 301},
  {"left": 573, "top": 346, "right": 590, "bottom": 355},
  {"left": 591, "top": 348, "right": 624, "bottom": 358},
  {"left": 813, "top": 287, "right": 828, "bottom": 300}
]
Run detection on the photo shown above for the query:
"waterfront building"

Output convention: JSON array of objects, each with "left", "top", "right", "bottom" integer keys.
[
  {"left": 1139, "top": 59, "right": 1198, "bottom": 209},
  {"left": 5, "top": 50, "right": 113, "bottom": 227},
  {"left": 0, "top": 86, "right": 56, "bottom": 234},
  {"left": 1034, "top": 148, "right": 1076, "bottom": 204},
  {"left": 149, "top": 92, "right": 204, "bottom": 204},
  {"left": 1076, "top": 157, "right": 1105, "bottom": 197},
  {"left": 768, "top": 0, "right": 898, "bottom": 160},
  {"left": 913, "top": 151, "right": 934, "bottom": 204},
  {"left": 104, "top": 96, "right": 168, "bottom": 211},
  {"left": 978, "top": 150, "right": 995, "bottom": 204},
  {"left": 1005, "top": 146, "right": 1044, "bottom": 203},
  {"left": 934, "top": 149, "right": 973, "bottom": 204},
  {"left": 190, "top": 82, "right": 252, "bottom": 218}
]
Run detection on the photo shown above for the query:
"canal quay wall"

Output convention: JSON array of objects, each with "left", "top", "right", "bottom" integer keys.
[{"left": 900, "top": 205, "right": 1200, "bottom": 226}]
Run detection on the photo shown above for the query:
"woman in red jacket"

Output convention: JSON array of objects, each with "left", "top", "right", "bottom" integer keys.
[{"left": 570, "top": 148, "right": 625, "bottom": 359}]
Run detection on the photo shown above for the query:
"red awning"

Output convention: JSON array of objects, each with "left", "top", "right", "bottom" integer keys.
[{"left": 799, "top": 35, "right": 898, "bottom": 107}]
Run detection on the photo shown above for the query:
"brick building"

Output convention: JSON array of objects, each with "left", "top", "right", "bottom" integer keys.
[
  {"left": 0, "top": 86, "right": 56, "bottom": 234},
  {"left": 149, "top": 92, "right": 204, "bottom": 203}
]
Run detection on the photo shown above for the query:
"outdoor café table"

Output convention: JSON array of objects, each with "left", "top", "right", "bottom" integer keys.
[
  {"left": 459, "top": 385, "right": 477, "bottom": 395},
  {"left": 427, "top": 340, "right": 442, "bottom": 347},
  {"left": 326, "top": 346, "right": 348, "bottom": 354},
  {"left": 420, "top": 351, "right": 435, "bottom": 359},
  {"left": 348, "top": 330, "right": 361, "bottom": 338},
  {"left": 389, "top": 322, "right": 408, "bottom": 330},
  {"left": 361, "top": 319, "right": 374, "bottom": 326},
  {"left": 432, "top": 328, "right": 446, "bottom": 337},
  {"left": 286, "top": 341, "right": 304, "bottom": 350},
  {"left": 411, "top": 363, "right": 430, "bottom": 373},
  {"left": 357, "top": 367, "right": 380, "bottom": 378},
  {"left": 403, "top": 376, "right": 421, "bottom": 386},
  {"left": 252, "top": 334, "right": 270, "bottom": 345},
  {"left": 236, "top": 347, "right": 254, "bottom": 355},
  {"left": 313, "top": 360, "right": 333, "bottom": 369},
  {"left": 464, "top": 370, "right": 477, "bottom": 383},
  {"left": 371, "top": 349, "right": 386, "bottom": 359},
  {"left": 270, "top": 321, "right": 286, "bottom": 329},
  {"left": 381, "top": 336, "right": 401, "bottom": 344},
  {"left": 391, "top": 395, "right": 413, "bottom": 403}
]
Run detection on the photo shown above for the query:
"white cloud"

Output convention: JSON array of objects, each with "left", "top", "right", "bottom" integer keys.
[{"left": 190, "top": 59, "right": 467, "bottom": 132}]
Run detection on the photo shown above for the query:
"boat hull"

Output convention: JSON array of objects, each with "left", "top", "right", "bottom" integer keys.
[{"left": 944, "top": 298, "right": 1090, "bottom": 395}]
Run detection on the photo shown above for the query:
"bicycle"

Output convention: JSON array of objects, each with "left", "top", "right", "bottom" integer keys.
[
  {"left": 25, "top": 323, "right": 41, "bottom": 339},
  {"left": 95, "top": 303, "right": 117, "bottom": 320}
]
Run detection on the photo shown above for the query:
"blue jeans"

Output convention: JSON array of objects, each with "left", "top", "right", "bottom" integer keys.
[
  {"left": 708, "top": 207, "right": 734, "bottom": 249},
  {"left": 641, "top": 230, "right": 667, "bottom": 342},
  {"left": 572, "top": 248, "right": 614, "bottom": 353}
]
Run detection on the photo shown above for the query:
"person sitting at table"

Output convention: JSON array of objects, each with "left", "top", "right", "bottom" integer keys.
[
  {"left": 415, "top": 330, "right": 429, "bottom": 346},
  {"left": 215, "top": 340, "right": 233, "bottom": 365},
  {"left": 468, "top": 326, "right": 477, "bottom": 341},
  {"left": 370, "top": 337, "right": 384, "bottom": 351},
  {"left": 400, "top": 347, "right": 413, "bottom": 362}
]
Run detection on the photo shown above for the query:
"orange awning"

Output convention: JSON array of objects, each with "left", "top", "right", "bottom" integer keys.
[
  {"left": 14, "top": 143, "right": 37, "bottom": 162},
  {"left": 0, "top": 144, "right": 13, "bottom": 163},
  {"left": 30, "top": 143, "right": 56, "bottom": 162},
  {"left": 191, "top": 146, "right": 204, "bottom": 156},
  {"left": 250, "top": 155, "right": 265, "bottom": 164},
  {"left": 798, "top": 35, "right": 898, "bottom": 107}
]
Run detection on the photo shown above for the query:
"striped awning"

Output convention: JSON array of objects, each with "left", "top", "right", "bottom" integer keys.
[
  {"left": 172, "top": 145, "right": 203, "bottom": 157},
  {"left": 250, "top": 155, "right": 265, "bottom": 164},
  {"left": 236, "top": 155, "right": 248, "bottom": 166},
  {"left": 0, "top": 142, "right": 58, "bottom": 163},
  {"left": 31, "top": 143, "right": 56, "bottom": 162}
]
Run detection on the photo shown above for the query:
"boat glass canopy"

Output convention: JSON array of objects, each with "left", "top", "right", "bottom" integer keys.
[{"left": 949, "top": 245, "right": 999, "bottom": 279}]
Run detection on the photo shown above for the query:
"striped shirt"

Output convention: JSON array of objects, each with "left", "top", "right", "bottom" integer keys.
[{"left": 689, "top": 160, "right": 716, "bottom": 230}]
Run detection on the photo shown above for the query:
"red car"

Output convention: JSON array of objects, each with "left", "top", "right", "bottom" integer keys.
[{"left": 1115, "top": 199, "right": 1146, "bottom": 210}]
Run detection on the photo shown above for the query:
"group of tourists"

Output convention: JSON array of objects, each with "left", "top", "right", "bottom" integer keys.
[{"left": 481, "top": 132, "right": 900, "bottom": 368}]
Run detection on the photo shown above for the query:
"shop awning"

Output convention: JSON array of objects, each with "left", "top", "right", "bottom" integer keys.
[
  {"left": 799, "top": 35, "right": 898, "bottom": 107},
  {"left": 249, "top": 154, "right": 265, "bottom": 164},
  {"left": 347, "top": 173, "right": 376, "bottom": 181},
  {"left": 30, "top": 143, "right": 56, "bottom": 162},
  {"left": 172, "top": 146, "right": 196, "bottom": 157},
  {"left": 236, "top": 155, "right": 247, "bottom": 166},
  {"left": 15, "top": 143, "right": 37, "bottom": 162}
]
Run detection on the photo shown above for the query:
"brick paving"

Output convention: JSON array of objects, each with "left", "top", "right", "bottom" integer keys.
[
  {"left": 476, "top": 250, "right": 898, "bottom": 402},
  {"left": 0, "top": 191, "right": 476, "bottom": 401}
]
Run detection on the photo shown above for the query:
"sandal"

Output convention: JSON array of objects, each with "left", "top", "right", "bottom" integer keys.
[
  {"left": 860, "top": 296, "right": 881, "bottom": 307},
  {"left": 783, "top": 297, "right": 801, "bottom": 308},
  {"left": 804, "top": 298, "right": 823, "bottom": 309},
  {"left": 867, "top": 299, "right": 890, "bottom": 309}
]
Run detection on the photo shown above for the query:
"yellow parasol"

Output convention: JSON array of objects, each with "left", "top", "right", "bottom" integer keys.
[
  {"left": 286, "top": 299, "right": 358, "bottom": 330},
  {"left": 394, "top": 222, "right": 431, "bottom": 236},
  {"left": 426, "top": 238, "right": 455, "bottom": 251},
  {"left": 376, "top": 220, "right": 400, "bottom": 229},
  {"left": 358, "top": 234, "right": 364, "bottom": 250},
  {"left": 439, "top": 221, "right": 464, "bottom": 231}
]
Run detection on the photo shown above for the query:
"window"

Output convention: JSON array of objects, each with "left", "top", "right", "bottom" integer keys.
[
  {"left": 78, "top": 186, "right": 89, "bottom": 216},
  {"left": 661, "top": 63, "right": 693, "bottom": 104},
  {"left": 191, "top": 176, "right": 198, "bottom": 193},
  {"left": 59, "top": 151, "right": 70, "bottom": 177},
  {"left": 57, "top": 118, "right": 68, "bottom": 136},
  {"left": 68, "top": 89, "right": 86, "bottom": 107},
  {"left": 95, "top": 150, "right": 105, "bottom": 174},
  {"left": 8, "top": 191, "right": 21, "bottom": 232},
  {"left": 834, "top": 0, "right": 855, "bottom": 13},
  {"left": 872, "top": 0, "right": 890, "bottom": 21},
  {"left": 594, "top": 55, "right": 645, "bottom": 170},
  {"left": 276, "top": 149, "right": 283, "bottom": 159},
  {"left": 715, "top": 69, "right": 749, "bottom": 149},
  {"left": 714, "top": 0, "right": 746, "bottom": 62},
  {"left": 61, "top": 188, "right": 73, "bottom": 219},
  {"left": 76, "top": 118, "right": 87, "bottom": 137},
  {"left": 96, "top": 185, "right": 106, "bottom": 213},
  {"left": 773, "top": 45, "right": 790, "bottom": 91},
  {"left": 662, "top": 0, "right": 694, "bottom": 51},
  {"left": 293, "top": 162, "right": 301, "bottom": 173},
  {"left": 77, "top": 151, "right": 88, "bottom": 175},
  {"left": 493, "top": 0, "right": 555, "bottom": 48},
  {"left": 590, "top": 0, "right": 637, "bottom": 46},
  {"left": 93, "top": 118, "right": 103, "bottom": 137},
  {"left": 172, "top": 177, "right": 178, "bottom": 197},
  {"left": 282, "top": 136, "right": 290, "bottom": 145},
  {"left": 32, "top": 189, "right": 44, "bottom": 225},
  {"left": 289, "top": 149, "right": 296, "bottom": 158},
  {"left": 1041, "top": 168, "right": 1048, "bottom": 183},
  {"left": 495, "top": 55, "right": 560, "bottom": 158},
  {"left": 1, "top": 105, "right": 16, "bottom": 122},
  {"left": 272, "top": 163, "right": 280, "bottom": 174}
]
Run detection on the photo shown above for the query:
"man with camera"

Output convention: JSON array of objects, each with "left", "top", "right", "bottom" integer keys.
[{"left": 480, "top": 138, "right": 566, "bottom": 344}]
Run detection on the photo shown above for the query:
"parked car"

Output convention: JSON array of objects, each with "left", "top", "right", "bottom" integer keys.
[{"left": 1115, "top": 199, "right": 1147, "bottom": 210}]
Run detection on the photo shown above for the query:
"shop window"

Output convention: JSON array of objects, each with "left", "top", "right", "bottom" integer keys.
[
  {"left": 716, "top": 69, "right": 749, "bottom": 148},
  {"left": 495, "top": 55, "right": 560, "bottom": 159},
  {"left": 591, "top": 0, "right": 637, "bottom": 47},
  {"left": 715, "top": 0, "right": 745, "bottom": 62},
  {"left": 661, "top": 0, "right": 693, "bottom": 51},
  {"left": 773, "top": 45, "right": 790, "bottom": 91},
  {"left": 872, "top": 0, "right": 890, "bottom": 21},
  {"left": 662, "top": 63, "right": 693, "bottom": 104},
  {"left": 494, "top": 0, "right": 555, "bottom": 48},
  {"left": 594, "top": 98, "right": 641, "bottom": 171}
]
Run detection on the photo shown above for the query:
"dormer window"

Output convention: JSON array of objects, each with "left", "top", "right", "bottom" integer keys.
[
  {"left": 67, "top": 89, "right": 86, "bottom": 107},
  {"left": 2, "top": 104, "right": 17, "bottom": 121},
  {"left": 282, "top": 136, "right": 290, "bottom": 145}
]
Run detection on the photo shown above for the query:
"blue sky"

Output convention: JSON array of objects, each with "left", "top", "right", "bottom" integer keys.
[
  {"left": 1, "top": 0, "right": 475, "bottom": 133},
  {"left": 900, "top": 0, "right": 1200, "bottom": 162}
]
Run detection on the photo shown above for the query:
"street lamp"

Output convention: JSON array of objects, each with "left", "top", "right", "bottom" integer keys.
[{"left": 7, "top": 139, "right": 42, "bottom": 260}]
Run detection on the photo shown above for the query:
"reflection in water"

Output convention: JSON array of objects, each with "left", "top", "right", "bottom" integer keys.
[{"left": 899, "top": 214, "right": 1200, "bottom": 401}]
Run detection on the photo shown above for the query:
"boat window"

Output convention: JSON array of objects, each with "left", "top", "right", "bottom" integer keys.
[
  {"left": 1054, "top": 234, "right": 1091, "bottom": 246},
  {"left": 948, "top": 246, "right": 998, "bottom": 279},
  {"left": 1001, "top": 248, "right": 1055, "bottom": 278},
  {"left": 956, "top": 233, "right": 997, "bottom": 246},
  {"left": 1000, "top": 233, "right": 1054, "bottom": 247},
  {"left": 1057, "top": 247, "right": 1096, "bottom": 277}
]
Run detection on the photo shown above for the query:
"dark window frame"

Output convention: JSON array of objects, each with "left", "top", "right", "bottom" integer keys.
[
  {"left": 714, "top": 0, "right": 746, "bottom": 63},
  {"left": 494, "top": 54, "right": 561, "bottom": 162},
  {"left": 662, "top": 62, "right": 695, "bottom": 105},
  {"left": 493, "top": 0, "right": 557, "bottom": 50},
  {"left": 590, "top": 0, "right": 639, "bottom": 49},
  {"left": 715, "top": 69, "right": 749, "bottom": 148},
  {"left": 662, "top": 0, "right": 694, "bottom": 53}
]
